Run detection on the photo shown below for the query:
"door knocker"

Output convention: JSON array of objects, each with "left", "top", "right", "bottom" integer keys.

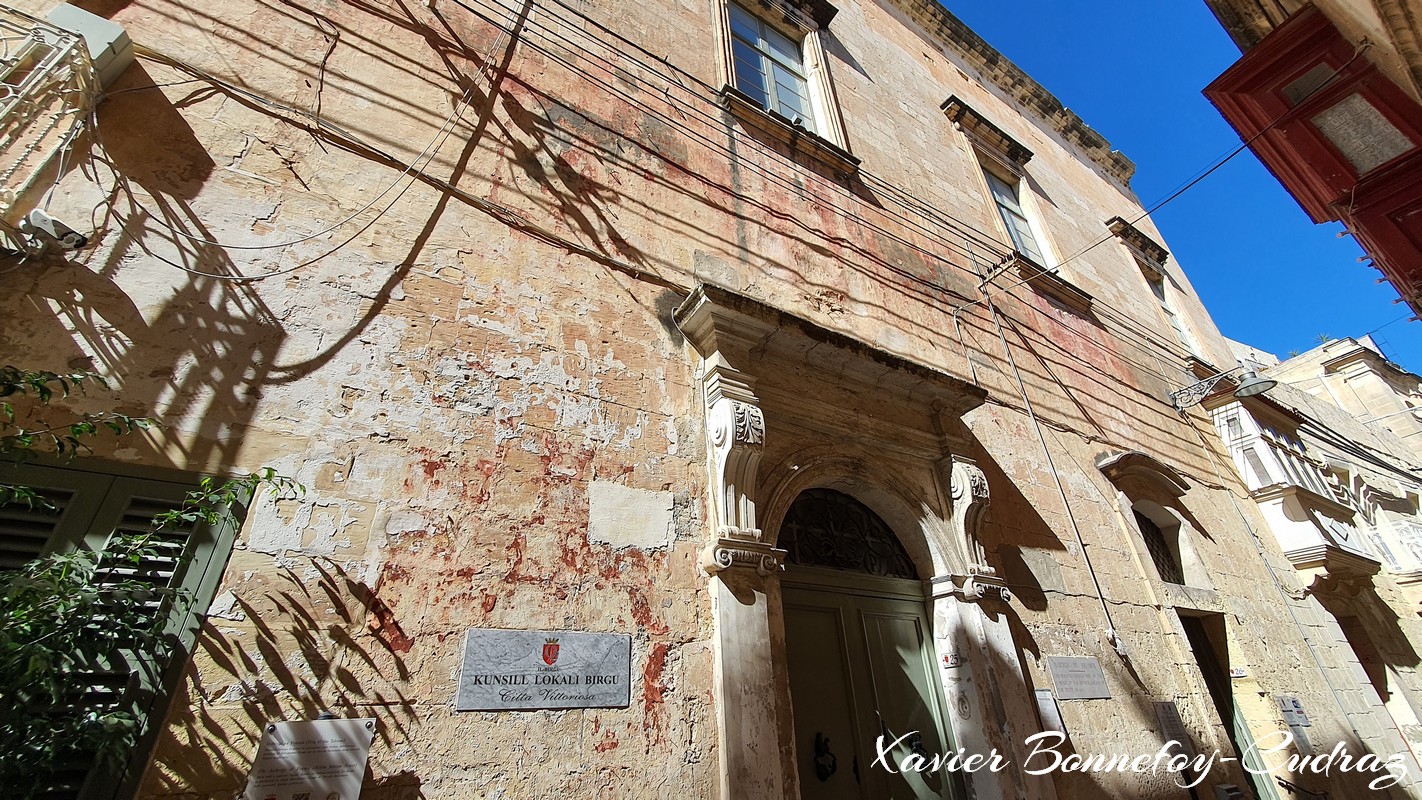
[{"left": 813, "top": 731, "right": 838, "bottom": 781}]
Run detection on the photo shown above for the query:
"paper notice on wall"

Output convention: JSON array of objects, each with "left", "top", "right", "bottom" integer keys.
[
  {"left": 1034, "top": 688, "right": 1068, "bottom": 735},
  {"left": 241, "top": 718, "right": 376, "bottom": 800}
]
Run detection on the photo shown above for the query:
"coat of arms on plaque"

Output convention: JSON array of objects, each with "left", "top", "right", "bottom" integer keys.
[{"left": 541, "top": 638, "right": 560, "bottom": 665}]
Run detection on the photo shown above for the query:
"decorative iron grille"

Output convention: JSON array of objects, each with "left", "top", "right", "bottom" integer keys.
[{"left": 780, "top": 488, "right": 916, "bottom": 578}]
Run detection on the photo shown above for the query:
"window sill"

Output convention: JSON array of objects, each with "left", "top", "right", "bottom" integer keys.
[
  {"left": 719, "top": 85, "right": 860, "bottom": 178},
  {"left": 1010, "top": 254, "right": 1093, "bottom": 316}
]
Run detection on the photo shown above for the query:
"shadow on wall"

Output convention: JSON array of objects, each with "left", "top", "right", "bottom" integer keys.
[
  {"left": 10, "top": 63, "right": 282, "bottom": 472},
  {"left": 973, "top": 446, "right": 1269, "bottom": 798},
  {"left": 146, "top": 558, "right": 423, "bottom": 797}
]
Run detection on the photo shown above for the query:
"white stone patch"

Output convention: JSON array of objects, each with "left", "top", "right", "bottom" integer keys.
[
  {"left": 207, "top": 589, "right": 247, "bottom": 622},
  {"left": 245, "top": 491, "right": 308, "bottom": 554},
  {"left": 588, "top": 480, "right": 674, "bottom": 551}
]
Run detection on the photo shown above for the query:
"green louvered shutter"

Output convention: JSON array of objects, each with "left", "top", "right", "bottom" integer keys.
[{"left": 0, "top": 463, "right": 241, "bottom": 800}]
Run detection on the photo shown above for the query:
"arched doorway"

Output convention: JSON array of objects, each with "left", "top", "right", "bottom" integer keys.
[{"left": 779, "top": 488, "right": 963, "bottom": 799}]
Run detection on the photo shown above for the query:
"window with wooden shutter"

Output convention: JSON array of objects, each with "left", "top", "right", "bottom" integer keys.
[{"left": 0, "top": 461, "right": 243, "bottom": 800}]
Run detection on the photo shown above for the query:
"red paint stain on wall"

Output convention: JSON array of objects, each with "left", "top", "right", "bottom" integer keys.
[
  {"left": 367, "top": 594, "right": 414, "bottom": 653},
  {"left": 594, "top": 729, "right": 619, "bottom": 752},
  {"left": 628, "top": 588, "right": 669, "bottom": 635},
  {"left": 642, "top": 642, "right": 669, "bottom": 741}
]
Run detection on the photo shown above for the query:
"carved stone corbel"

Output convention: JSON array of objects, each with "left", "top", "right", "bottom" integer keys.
[
  {"left": 700, "top": 353, "right": 785, "bottom": 576},
  {"left": 947, "top": 456, "right": 1008, "bottom": 602}
]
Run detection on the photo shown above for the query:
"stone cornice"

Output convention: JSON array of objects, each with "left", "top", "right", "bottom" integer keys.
[
  {"left": 887, "top": 0, "right": 1136, "bottom": 186},
  {"left": 1106, "top": 216, "right": 1170, "bottom": 268},
  {"left": 760, "top": 0, "right": 839, "bottom": 29},
  {"left": 674, "top": 283, "right": 988, "bottom": 416},
  {"left": 942, "top": 95, "right": 1033, "bottom": 167},
  {"left": 1285, "top": 543, "right": 1381, "bottom": 582},
  {"left": 1097, "top": 450, "right": 1191, "bottom": 498},
  {"left": 1250, "top": 482, "right": 1358, "bottom": 520}
]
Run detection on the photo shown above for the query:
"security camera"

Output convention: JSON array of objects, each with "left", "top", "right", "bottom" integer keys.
[{"left": 22, "top": 208, "right": 88, "bottom": 250}]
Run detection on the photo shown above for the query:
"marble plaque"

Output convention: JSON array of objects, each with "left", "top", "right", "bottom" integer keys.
[
  {"left": 456, "top": 628, "right": 632, "bottom": 711},
  {"left": 1046, "top": 655, "right": 1111, "bottom": 700}
]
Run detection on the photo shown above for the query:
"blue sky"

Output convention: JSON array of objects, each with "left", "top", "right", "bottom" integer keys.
[{"left": 939, "top": 0, "right": 1421, "bottom": 374}]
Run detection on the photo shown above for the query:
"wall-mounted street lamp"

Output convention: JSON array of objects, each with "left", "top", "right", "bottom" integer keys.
[{"left": 1170, "top": 366, "right": 1278, "bottom": 410}]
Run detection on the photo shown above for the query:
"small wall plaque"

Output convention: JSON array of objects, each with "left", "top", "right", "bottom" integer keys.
[
  {"left": 241, "top": 718, "right": 376, "bottom": 800},
  {"left": 1153, "top": 701, "right": 1197, "bottom": 758},
  {"left": 1046, "top": 655, "right": 1111, "bottom": 700},
  {"left": 456, "top": 628, "right": 632, "bottom": 711}
]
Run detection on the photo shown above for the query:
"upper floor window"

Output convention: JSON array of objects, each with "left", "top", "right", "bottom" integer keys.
[
  {"left": 1107, "top": 216, "right": 1200, "bottom": 357},
  {"left": 984, "top": 169, "right": 1046, "bottom": 265},
  {"left": 1135, "top": 509, "right": 1185, "bottom": 584},
  {"left": 714, "top": 0, "right": 853, "bottom": 166},
  {"left": 1147, "top": 272, "right": 1197, "bottom": 354},
  {"left": 1097, "top": 451, "right": 1213, "bottom": 590},
  {"left": 942, "top": 97, "right": 1055, "bottom": 270},
  {"left": 729, "top": 4, "right": 815, "bottom": 131}
]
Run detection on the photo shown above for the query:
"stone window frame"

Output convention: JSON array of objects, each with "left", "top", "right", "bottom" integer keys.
[
  {"left": 713, "top": 0, "right": 854, "bottom": 159},
  {"left": 726, "top": 4, "right": 817, "bottom": 131},
  {"left": 1106, "top": 216, "right": 1202, "bottom": 358},
  {"left": 944, "top": 95, "right": 1059, "bottom": 274},
  {"left": 1098, "top": 451, "right": 1214, "bottom": 591}
]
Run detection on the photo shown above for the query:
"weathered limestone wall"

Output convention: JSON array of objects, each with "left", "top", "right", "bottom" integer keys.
[{"left": 2, "top": 0, "right": 1418, "bottom": 797}]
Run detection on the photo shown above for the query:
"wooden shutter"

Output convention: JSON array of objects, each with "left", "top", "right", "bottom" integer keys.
[{"left": 0, "top": 463, "right": 240, "bottom": 800}]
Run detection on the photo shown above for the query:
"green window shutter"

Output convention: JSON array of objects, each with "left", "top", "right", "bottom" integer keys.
[{"left": 0, "top": 462, "right": 242, "bottom": 800}]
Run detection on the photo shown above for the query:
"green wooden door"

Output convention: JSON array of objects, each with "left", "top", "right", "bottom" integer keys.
[{"left": 785, "top": 583, "right": 959, "bottom": 799}]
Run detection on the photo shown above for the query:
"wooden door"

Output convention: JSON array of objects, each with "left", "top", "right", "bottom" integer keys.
[{"left": 785, "top": 583, "right": 959, "bottom": 799}]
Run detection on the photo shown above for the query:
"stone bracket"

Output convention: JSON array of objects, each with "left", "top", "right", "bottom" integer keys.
[
  {"left": 702, "top": 529, "right": 786, "bottom": 577},
  {"left": 935, "top": 571, "right": 1012, "bottom": 603}
]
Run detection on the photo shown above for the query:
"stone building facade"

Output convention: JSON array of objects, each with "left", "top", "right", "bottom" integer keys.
[
  {"left": 1211, "top": 337, "right": 1422, "bottom": 773},
  {"left": 4, "top": 0, "right": 1422, "bottom": 799}
]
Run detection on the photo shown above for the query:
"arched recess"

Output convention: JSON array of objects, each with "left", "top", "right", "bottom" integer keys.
[
  {"left": 1098, "top": 450, "right": 1212, "bottom": 589},
  {"left": 760, "top": 447, "right": 948, "bottom": 581},
  {"left": 779, "top": 487, "right": 920, "bottom": 577}
]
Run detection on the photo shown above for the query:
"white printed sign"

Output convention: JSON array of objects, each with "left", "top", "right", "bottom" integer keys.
[{"left": 242, "top": 718, "right": 376, "bottom": 800}]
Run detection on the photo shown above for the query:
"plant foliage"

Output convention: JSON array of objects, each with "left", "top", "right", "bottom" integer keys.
[
  {"left": 1, "top": 366, "right": 157, "bottom": 512},
  {"left": 0, "top": 366, "right": 301, "bottom": 796}
]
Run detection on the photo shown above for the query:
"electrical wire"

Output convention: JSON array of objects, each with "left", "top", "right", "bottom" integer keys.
[
  {"left": 99, "top": 52, "right": 475, "bottom": 252},
  {"left": 44, "top": 0, "right": 1369, "bottom": 415},
  {"left": 980, "top": 287, "right": 1121, "bottom": 644},
  {"left": 80, "top": 84, "right": 471, "bottom": 281},
  {"left": 120, "top": 37, "right": 996, "bottom": 300},
  {"left": 454, "top": 0, "right": 1014, "bottom": 257},
  {"left": 954, "top": 40, "right": 1376, "bottom": 318},
  {"left": 438, "top": 0, "right": 1240, "bottom": 380},
  {"left": 443, "top": 0, "right": 1011, "bottom": 264}
]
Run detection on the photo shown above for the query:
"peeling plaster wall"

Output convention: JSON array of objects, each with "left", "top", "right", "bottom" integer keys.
[{"left": 2, "top": 0, "right": 1421, "bottom": 797}]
